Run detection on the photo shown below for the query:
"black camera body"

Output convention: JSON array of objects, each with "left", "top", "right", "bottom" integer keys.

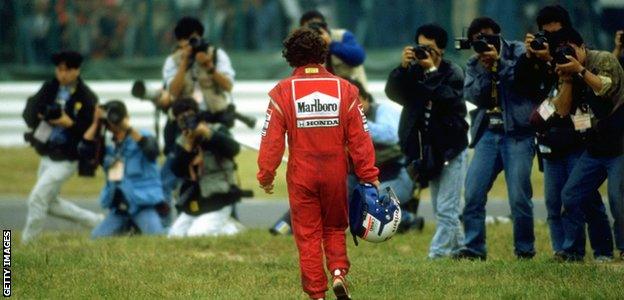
[
  {"left": 455, "top": 34, "right": 499, "bottom": 53},
  {"left": 455, "top": 37, "right": 472, "bottom": 50},
  {"left": 187, "top": 37, "right": 210, "bottom": 68},
  {"left": 178, "top": 113, "right": 200, "bottom": 131},
  {"left": 412, "top": 45, "right": 430, "bottom": 60},
  {"left": 100, "top": 104, "right": 125, "bottom": 126},
  {"left": 189, "top": 37, "right": 210, "bottom": 56},
  {"left": 42, "top": 102, "right": 63, "bottom": 121},
  {"left": 472, "top": 33, "right": 499, "bottom": 53},
  {"left": 531, "top": 31, "right": 549, "bottom": 51},
  {"left": 553, "top": 45, "right": 575, "bottom": 64}
]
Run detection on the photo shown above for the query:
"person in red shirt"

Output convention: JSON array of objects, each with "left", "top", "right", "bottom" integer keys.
[{"left": 257, "top": 28, "right": 379, "bottom": 300}]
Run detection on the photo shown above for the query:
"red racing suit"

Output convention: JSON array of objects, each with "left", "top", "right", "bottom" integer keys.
[{"left": 257, "top": 65, "right": 378, "bottom": 298}]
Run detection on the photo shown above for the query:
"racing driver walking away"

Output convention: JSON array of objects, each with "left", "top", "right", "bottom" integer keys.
[{"left": 257, "top": 27, "right": 379, "bottom": 300}]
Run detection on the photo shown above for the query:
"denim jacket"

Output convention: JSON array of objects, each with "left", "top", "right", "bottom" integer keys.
[
  {"left": 99, "top": 130, "right": 163, "bottom": 215},
  {"left": 464, "top": 39, "right": 537, "bottom": 146}
]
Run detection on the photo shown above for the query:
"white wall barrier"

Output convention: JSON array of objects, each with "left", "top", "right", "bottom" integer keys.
[{"left": 0, "top": 80, "right": 475, "bottom": 148}]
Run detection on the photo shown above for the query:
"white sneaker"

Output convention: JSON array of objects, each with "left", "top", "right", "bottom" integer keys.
[{"left": 331, "top": 269, "right": 351, "bottom": 300}]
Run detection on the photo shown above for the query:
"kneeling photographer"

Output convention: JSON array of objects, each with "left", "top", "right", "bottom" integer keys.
[
  {"left": 82, "top": 101, "right": 166, "bottom": 238},
  {"left": 167, "top": 98, "right": 244, "bottom": 237},
  {"left": 549, "top": 28, "right": 624, "bottom": 261},
  {"left": 160, "top": 17, "right": 237, "bottom": 214}
]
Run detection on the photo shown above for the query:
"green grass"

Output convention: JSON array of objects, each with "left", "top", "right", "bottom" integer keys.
[
  {"left": 12, "top": 223, "right": 624, "bottom": 299},
  {"left": 0, "top": 147, "right": 608, "bottom": 200},
  {"left": 0, "top": 146, "right": 288, "bottom": 199}
]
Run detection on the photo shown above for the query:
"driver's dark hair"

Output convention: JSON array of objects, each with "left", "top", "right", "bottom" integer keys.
[
  {"left": 467, "top": 17, "right": 501, "bottom": 40},
  {"left": 174, "top": 17, "right": 204, "bottom": 40},
  {"left": 172, "top": 97, "right": 199, "bottom": 117},
  {"left": 282, "top": 28, "right": 328, "bottom": 67}
]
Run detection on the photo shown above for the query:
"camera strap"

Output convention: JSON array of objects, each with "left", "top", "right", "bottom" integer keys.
[{"left": 489, "top": 62, "right": 500, "bottom": 108}]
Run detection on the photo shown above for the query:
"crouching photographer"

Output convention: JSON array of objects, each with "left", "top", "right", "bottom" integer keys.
[
  {"left": 549, "top": 28, "right": 624, "bottom": 261},
  {"left": 167, "top": 98, "right": 244, "bottom": 237},
  {"left": 82, "top": 101, "right": 166, "bottom": 238}
]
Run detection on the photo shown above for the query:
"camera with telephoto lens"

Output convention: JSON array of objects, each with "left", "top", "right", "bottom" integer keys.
[
  {"left": 187, "top": 37, "right": 210, "bottom": 68},
  {"left": 131, "top": 80, "right": 161, "bottom": 105},
  {"left": 177, "top": 113, "right": 200, "bottom": 131},
  {"left": 42, "top": 102, "right": 63, "bottom": 121},
  {"left": 412, "top": 45, "right": 431, "bottom": 60},
  {"left": 471, "top": 33, "right": 499, "bottom": 53},
  {"left": 530, "top": 31, "right": 549, "bottom": 51},
  {"left": 553, "top": 45, "right": 576, "bottom": 64}
]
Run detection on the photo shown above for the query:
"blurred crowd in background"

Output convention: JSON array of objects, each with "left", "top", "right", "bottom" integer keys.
[{"left": 0, "top": 0, "right": 623, "bottom": 76}]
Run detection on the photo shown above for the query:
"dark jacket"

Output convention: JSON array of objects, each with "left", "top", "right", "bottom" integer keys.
[
  {"left": 24, "top": 78, "right": 98, "bottom": 160},
  {"left": 385, "top": 59, "right": 468, "bottom": 163},
  {"left": 171, "top": 124, "right": 241, "bottom": 215},
  {"left": 464, "top": 39, "right": 537, "bottom": 146}
]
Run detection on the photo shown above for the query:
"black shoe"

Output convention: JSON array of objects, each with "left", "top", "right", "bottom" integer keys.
[
  {"left": 516, "top": 252, "right": 535, "bottom": 260},
  {"left": 553, "top": 251, "right": 583, "bottom": 262},
  {"left": 452, "top": 248, "right": 486, "bottom": 261},
  {"left": 397, "top": 215, "right": 424, "bottom": 233}
]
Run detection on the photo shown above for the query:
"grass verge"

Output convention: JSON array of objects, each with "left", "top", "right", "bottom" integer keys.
[{"left": 12, "top": 223, "right": 624, "bottom": 299}]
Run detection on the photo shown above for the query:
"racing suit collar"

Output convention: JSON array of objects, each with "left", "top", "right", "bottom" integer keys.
[{"left": 292, "top": 64, "right": 331, "bottom": 76}]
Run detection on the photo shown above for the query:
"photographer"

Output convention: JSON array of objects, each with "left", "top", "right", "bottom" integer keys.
[
  {"left": 83, "top": 101, "right": 165, "bottom": 238},
  {"left": 551, "top": 28, "right": 624, "bottom": 261},
  {"left": 385, "top": 24, "right": 467, "bottom": 259},
  {"left": 163, "top": 16, "right": 234, "bottom": 113},
  {"left": 454, "top": 17, "right": 537, "bottom": 260},
  {"left": 300, "top": 10, "right": 367, "bottom": 87},
  {"left": 160, "top": 17, "right": 236, "bottom": 206},
  {"left": 167, "top": 98, "right": 243, "bottom": 237},
  {"left": 516, "top": 5, "right": 572, "bottom": 100},
  {"left": 517, "top": 7, "right": 613, "bottom": 260},
  {"left": 21, "top": 51, "right": 103, "bottom": 244}
]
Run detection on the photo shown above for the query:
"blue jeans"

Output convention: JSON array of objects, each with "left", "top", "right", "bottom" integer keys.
[
  {"left": 561, "top": 152, "right": 624, "bottom": 256},
  {"left": 543, "top": 151, "right": 613, "bottom": 257},
  {"left": 462, "top": 130, "right": 535, "bottom": 257},
  {"left": 91, "top": 208, "right": 165, "bottom": 238},
  {"left": 429, "top": 150, "right": 467, "bottom": 258}
]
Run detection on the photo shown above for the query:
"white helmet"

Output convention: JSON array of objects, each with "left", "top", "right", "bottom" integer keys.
[{"left": 349, "top": 184, "right": 402, "bottom": 244}]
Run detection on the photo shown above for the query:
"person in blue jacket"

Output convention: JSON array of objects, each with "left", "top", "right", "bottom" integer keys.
[
  {"left": 81, "top": 100, "right": 166, "bottom": 237},
  {"left": 453, "top": 17, "right": 538, "bottom": 260}
]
